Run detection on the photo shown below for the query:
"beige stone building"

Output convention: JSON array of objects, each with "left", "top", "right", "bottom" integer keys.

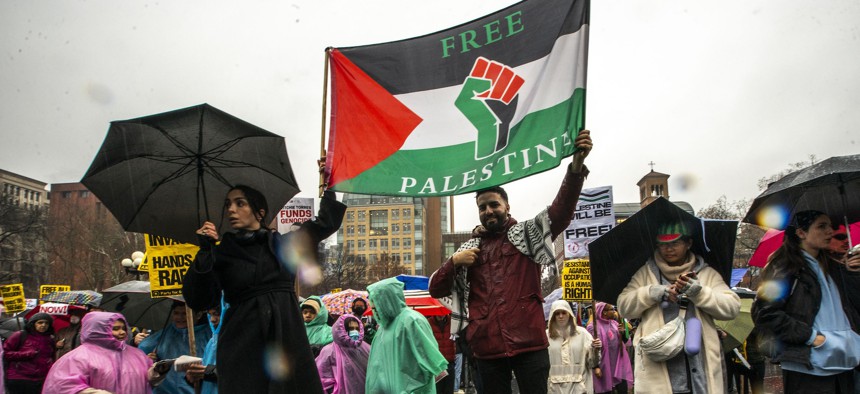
[{"left": 0, "top": 169, "right": 49, "bottom": 299}]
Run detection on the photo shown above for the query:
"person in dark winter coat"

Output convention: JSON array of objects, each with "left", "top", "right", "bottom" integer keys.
[
  {"left": 429, "top": 314, "right": 456, "bottom": 394},
  {"left": 2, "top": 312, "right": 55, "bottom": 394},
  {"left": 183, "top": 183, "right": 346, "bottom": 394},
  {"left": 752, "top": 210, "right": 860, "bottom": 393},
  {"left": 429, "top": 131, "right": 592, "bottom": 394}
]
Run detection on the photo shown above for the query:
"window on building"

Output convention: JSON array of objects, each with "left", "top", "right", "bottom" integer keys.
[
  {"left": 346, "top": 211, "right": 355, "bottom": 222},
  {"left": 415, "top": 208, "right": 422, "bottom": 218},
  {"left": 24, "top": 190, "right": 29, "bottom": 199},
  {"left": 358, "top": 211, "right": 367, "bottom": 221},
  {"left": 61, "top": 191, "right": 71, "bottom": 199},
  {"left": 403, "top": 223, "right": 411, "bottom": 234},
  {"left": 347, "top": 226, "right": 355, "bottom": 236},
  {"left": 403, "top": 238, "right": 412, "bottom": 249},
  {"left": 358, "top": 225, "right": 366, "bottom": 236},
  {"left": 34, "top": 192, "right": 40, "bottom": 202},
  {"left": 391, "top": 223, "right": 400, "bottom": 235},
  {"left": 96, "top": 202, "right": 104, "bottom": 218},
  {"left": 347, "top": 240, "right": 355, "bottom": 251},
  {"left": 380, "top": 239, "right": 388, "bottom": 249},
  {"left": 391, "top": 209, "right": 400, "bottom": 219},
  {"left": 370, "top": 210, "right": 388, "bottom": 236},
  {"left": 391, "top": 253, "right": 400, "bottom": 263},
  {"left": 80, "top": 190, "right": 90, "bottom": 198},
  {"left": 369, "top": 239, "right": 377, "bottom": 250},
  {"left": 357, "top": 240, "right": 366, "bottom": 251},
  {"left": 391, "top": 238, "right": 400, "bottom": 249},
  {"left": 403, "top": 208, "right": 411, "bottom": 218},
  {"left": 403, "top": 253, "right": 412, "bottom": 264}
]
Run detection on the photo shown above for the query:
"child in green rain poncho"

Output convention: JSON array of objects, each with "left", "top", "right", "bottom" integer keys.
[
  {"left": 366, "top": 278, "right": 448, "bottom": 394},
  {"left": 302, "top": 296, "right": 334, "bottom": 357}
]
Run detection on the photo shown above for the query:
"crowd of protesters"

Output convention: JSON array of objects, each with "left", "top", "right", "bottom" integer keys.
[{"left": 3, "top": 128, "right": 860, "bottom": 394}]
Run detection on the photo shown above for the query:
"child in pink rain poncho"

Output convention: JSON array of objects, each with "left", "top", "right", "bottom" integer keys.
[
  {"left": 315, "top": 314, "right": 371, "bottom": 394},
  {"left": 587, "top": 302, "right": 634, "bottom": 394},
  {"left": 42, "top": 312, "right": 167, "bottom": 394}
]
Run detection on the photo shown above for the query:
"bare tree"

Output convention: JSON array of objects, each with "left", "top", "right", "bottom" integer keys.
[
  {"left": 756, "top": 155, "right": 818, "bottom": 191},
  {"left": 0, "top": 197, "right": 48, "bottom": 294},
  {"left": 366, "top": 251, "right": 407, "bottom": 283},
  {"left": 697, "top": 196, "right": 765, "bottom": 269},
  {"left": 321, "top": 243, "right": 367, "bottom": 291}
]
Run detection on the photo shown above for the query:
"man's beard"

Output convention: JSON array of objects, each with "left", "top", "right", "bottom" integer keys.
[{"left": 481, "top": 212, "right": 507, "bottom": 233}]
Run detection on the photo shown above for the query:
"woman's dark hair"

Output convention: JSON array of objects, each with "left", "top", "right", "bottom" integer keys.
[
  {"left": 227, "top": 185, "right": 268, "bottom": 226},
  {"left": 764, "top": 210, "right": 828, "bottom": 277}
]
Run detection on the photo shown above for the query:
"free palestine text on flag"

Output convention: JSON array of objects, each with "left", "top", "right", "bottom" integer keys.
[{"left": 326, "top": 0, "right": 589, "bottom": 196}]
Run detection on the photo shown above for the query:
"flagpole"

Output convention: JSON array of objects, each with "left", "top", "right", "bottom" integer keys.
[{"left": 319, "top": 48, "right": 332, "bottom": 199}]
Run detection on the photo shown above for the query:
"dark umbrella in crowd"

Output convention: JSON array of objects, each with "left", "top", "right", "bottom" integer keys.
[
  {"left": 743, "top": 154, "right": 860, "bottom": 246},
  {"left": 589, "top": 197, "right": 738, "bottom": 305},
  {"left": 41, "top": 290, "right": 102, "bottom": 308},
  {"left": 81, "top": 103, "right": 300, "bottom": 244},
  {"left": 100, "top": 280, "right": 183, "bottom": 331}
]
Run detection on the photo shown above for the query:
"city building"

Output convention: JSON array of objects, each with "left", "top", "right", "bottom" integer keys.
[
  {"left": 0, "top": 169, "right": 49, "bottom": 298},
  {"left": 336, "top": 194, "right": 448, "bottom": 277}
]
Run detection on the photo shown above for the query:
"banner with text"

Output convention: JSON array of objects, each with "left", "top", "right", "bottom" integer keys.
[
  {"left": 40, "top": 302, "right": 71, "bottom": 316},
  {"left": 561, "top": 259, "right": 592, "bottom": 301},
  {"left": 145, "top": 234, "right": 199, "bottom": 298},
  {"left": 1, "top": 284, "right": 26, "bottom": 313},
  {"left": 276, "top": 197, "right": 315, "bottom": 234},
  {"left": 564, "top": 186, "right": 615, "bottom": 258},
  {"left": 39, "top": 285, "right": 71, "bottom": 302}
]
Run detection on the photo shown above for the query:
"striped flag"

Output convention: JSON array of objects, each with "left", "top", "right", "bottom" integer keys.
[{"left": 326, "top": 0, "right": 590, "bottom": 196}]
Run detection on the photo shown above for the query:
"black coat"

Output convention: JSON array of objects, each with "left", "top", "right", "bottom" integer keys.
[
  {"left": 183, "top": 192, "right": 346, "bottom": 394},
  {"left": 751, "top": 257, "right": 860, "bottom": 367}
]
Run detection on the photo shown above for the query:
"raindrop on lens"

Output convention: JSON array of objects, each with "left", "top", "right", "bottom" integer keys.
[{"left": 263, "top": 344, "right": 291, "bottom": 381}]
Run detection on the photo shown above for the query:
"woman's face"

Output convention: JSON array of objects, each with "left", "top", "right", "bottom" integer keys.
[
  {"left": 34, "top": 320, "right": 50, "bottom": 333},
  {"left": 112, "top": 320, "right": 127, "bottom": 342},
  {"left": 346, "top": 319, "right": 360, "bottom": 332},
  {"left": 225, "top": 189, "right": 263, "bottom": 231},
  {"left": 602, "top": 305, "right": 618, "bottom": 320},
  {"left": 172, "top": 305, "right": 188, "bottom": 329},
  {"left": 797, "top": 215, "right": 833, "bottom": 253},
  {"left": 554, "top": 310, "right": 570, "bottom": 325}
]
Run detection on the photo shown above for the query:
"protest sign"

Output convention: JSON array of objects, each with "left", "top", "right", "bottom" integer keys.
[
  {"left": 40, "top": 302, "right": 70, "bottom": 316},
  {"left": 145, "top": 234, "right": 199, "bottom": 297},
  {"left": 276, "top": 197, "right": 314, "bottom": 234},
  {"left": 1, "top": 284, "right": 27, "bottom": 313},
  {"left": 563, "top": 186, "right": 615, "bottom": 258},
  {"left": 561, "top": 259, "right": 592, "bottom": 302},
  {"left": 39, "top": 284, "right": 71, "bottom": 303}
]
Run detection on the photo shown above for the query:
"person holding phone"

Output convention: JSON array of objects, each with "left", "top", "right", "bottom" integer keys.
[{"left": 618, "top": 222, "right": 740, "bottom": 394}]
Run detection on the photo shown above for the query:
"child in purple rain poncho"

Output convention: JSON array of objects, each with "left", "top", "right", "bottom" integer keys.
[
  {"left": 42, "top": 312, "right": 167, "bottom": 394},
  {"left": 315, "top": 314, "right": 371, "bottom": 394},
  {"left": 587, "top": 302, "right": 634, "bottom": 394}
]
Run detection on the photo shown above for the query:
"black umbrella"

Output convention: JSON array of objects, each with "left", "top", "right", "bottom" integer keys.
[
  {"left": 82, "top": 104, "right": 300, "bottom": 244},
  {"left": 100, "top": 280, "right": 183, "bottom": 331},
  {"left": 589, "top": 197, "right": 738, "bottom": 305},
  {"left": 743, "top": 154, "right": 860, "bottom": 237}
]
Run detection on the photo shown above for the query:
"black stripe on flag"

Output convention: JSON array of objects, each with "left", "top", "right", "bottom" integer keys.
[{"left": 336, "top": 0, "right": 588, "bottom": 95}]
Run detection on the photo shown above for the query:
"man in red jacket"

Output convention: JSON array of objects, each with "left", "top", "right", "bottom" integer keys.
[{"left": 429, "top": 130, "right": 592, "bottom": 394}]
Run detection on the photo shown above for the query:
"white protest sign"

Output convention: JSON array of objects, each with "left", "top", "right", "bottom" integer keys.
[
  {"left": 563, "top": 186, "right": 615, "bottom": 258},
  {"left": 276, "top": 197, "right": 315, "bottom": 234}
]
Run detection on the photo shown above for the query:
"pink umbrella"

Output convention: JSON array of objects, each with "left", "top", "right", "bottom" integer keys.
[{"left": 749, "top": 222, "right": 860, "bottom": 267}]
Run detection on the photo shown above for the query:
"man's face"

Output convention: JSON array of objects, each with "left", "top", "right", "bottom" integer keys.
[
  {"left": 208, "top": 309, "right": 221, "bottom": 328},
  {"left": 172, "top": 305, "right": 188, "bottom": 329},
  {"left": 830, "top": 226, "right": 850, "bottom": 255},
  {"left": 477, "top": 192, "right": 509, "bottom": 233},
  {"left": 657, "top": 238, "right": 692, "bottom": 266},
  {"left": 302, "top": 308, "right": 317, "bottom": 323}
]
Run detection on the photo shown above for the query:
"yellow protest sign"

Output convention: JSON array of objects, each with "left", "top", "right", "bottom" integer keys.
[
  {"left": 39, "top": 285, "right": 71, "bottom": 303},
  {"left": 331, "top": 288, "right": 342, "bottom": 294},
  {"left": 1, "top": 284, "right": 27, "bottom": 313},
  {"left": 145, "top": 234, "right": 199, "bottom": 298},
  {"left": 561, "top": 259, "right": 592, "bottom": 301}
]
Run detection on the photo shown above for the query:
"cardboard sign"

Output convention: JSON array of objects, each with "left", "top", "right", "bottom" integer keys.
[
  {"left": 39, "top": 284, "right": 71, "bottom": 302},
  {"left": 1, "top": 284, "right": 27, "bottom": 313},
  {"left": 277, "top": 197, "right": 314, "bottom": 234},
  {"left": 561, "top": 259, "right": 592, "bottom": 301},
  {"left": 563, "top": 186, "right": 615, "bottom": 258},
  {"left": 145, "top": 234, "right": 199, "bottom": 298}
]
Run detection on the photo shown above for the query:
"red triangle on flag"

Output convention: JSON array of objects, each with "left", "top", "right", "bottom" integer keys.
[{"left": 327, "top": 49, "right": 423, "bottom": 187}]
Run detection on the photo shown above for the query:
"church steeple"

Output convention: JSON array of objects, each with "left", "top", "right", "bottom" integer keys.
[{"left": 637, "top": 163, "right": 670, "bottom": 207}]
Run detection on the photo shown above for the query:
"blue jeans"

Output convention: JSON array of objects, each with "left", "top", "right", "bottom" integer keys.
[
  {"left": 475, "top": 349, "right": 550, "bottom": 394},
  {"left": 454, "top": 353, "right": 463, "bottom": 390}
]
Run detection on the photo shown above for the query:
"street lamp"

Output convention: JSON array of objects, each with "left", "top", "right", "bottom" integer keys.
[{"left": 121, "top": 251, "right": 146, "bottom": 280}]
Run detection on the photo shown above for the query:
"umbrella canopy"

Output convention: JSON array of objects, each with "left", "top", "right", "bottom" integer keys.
[
  {"left": 100, "top": 280, "right": 184, "bottom": 331},
  {"left": 41, "top": 290, "right": 102, "bottom": 307},
  {"left": 320, "top": 289, "right": 369, "bottom": 316},
  {"left": 0, "top": 316, "right": 26, "bottom": 340},
  {"left": 81, "top": 104, "right": 300, "bottom": 244},
  {"left": 367, "top": 290, "right": 450, "bottom": 317},
  {"left": 743, "top": 154, "right": 860, "bottom": 232},
  {"left": 395, "top": 274, "right": 430, "bottom": 290},
  {"left": 589, "top": 197, "right": 738, "bottom": 305},
  {"left": 543, "top": 288, "right": 564, "bottom": 320},
  {"left": 748, "top": 222, "right": 860, "bottom": 267},
  {"left": 716, "top": 297, "right": 754, "bottom": 352},
  {"left": 23, "top": 303, "right": 88, "bottom": 333}
]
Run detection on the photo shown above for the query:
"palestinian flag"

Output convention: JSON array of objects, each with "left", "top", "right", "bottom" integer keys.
[{"left": 326, "top": 0, "right": 589, "bottom": 196}]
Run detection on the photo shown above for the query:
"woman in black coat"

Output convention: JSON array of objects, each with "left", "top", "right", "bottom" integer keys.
[{"left": 183, "top": 185, "right": 345, "bottom": 394}]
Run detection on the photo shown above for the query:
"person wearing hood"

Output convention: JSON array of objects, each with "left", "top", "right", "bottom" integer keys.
[
  {"left": 185, "top": 302, "right": 228, "bottom": 394},
  {"left": 54, "top": 308, "right": 88, "bottom": 359},
  {"left": 366, "top": 277, "right": 448, "bottom": 394},
  {"left": 546, "top": 300, "right": 601, "bottom": 394},
  {"left": 315, "top": 314, "right": 371, "bottom": 394},
  {"left": 3, "top": 312, "right": 56, "bottom": 394},
  {"left": 138, "top": 301, "right": 212, "bottom": 394},
  {"left": 42, "top": 312, "right": 169, "bottom": 394},
  {"left": 303, "top": 296, "right": 334, "bottom": 357},
  {"left": 351, "top": 297, "right": 377, "bottom": 344},
  {"left": 586, "top": 302, "right": 633, "bottom": 394}
]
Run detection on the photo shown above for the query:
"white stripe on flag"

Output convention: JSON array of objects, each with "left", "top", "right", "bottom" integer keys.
[{"left": 398, "top": 26, "right": 588, "bottom": 151}]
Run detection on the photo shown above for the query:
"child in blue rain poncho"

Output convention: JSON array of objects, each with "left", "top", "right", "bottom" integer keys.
[{"left": 365, "top": 277, "right": 448, "bottom": 394}]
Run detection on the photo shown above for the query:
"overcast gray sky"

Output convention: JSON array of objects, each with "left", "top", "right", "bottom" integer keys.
[{"left": 2, "top": 0, "right": 858, "bottom": 232}]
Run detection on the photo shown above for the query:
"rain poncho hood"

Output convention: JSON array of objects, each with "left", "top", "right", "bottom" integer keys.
[
  {"left": 547, "top": 300, "right": 576, "bottom": 333},
  {"left": 366, "top": 277, "right": 448, "bottom": 394},
  {"left": 43, "top": 312, "right": 155, "bottom": 394},
  {"left": 587, "top": 302, "right": 634, "bottom": 392},
  {"left": 303, "top": 295, "right": 334, "bottom": 345},
  {"left": 138, "top": 316, "right": 212, "bottom": 394},
  {"left": 316, "top": 314, "right": 371, "bottom": 394},
  {"left": 201, "top": 300, "right": 228, "bottom": 394}
]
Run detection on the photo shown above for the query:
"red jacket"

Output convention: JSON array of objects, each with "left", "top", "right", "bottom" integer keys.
[
  {"left": 429, "top": 165, "right": 586, "bottom": 360},
  {"left": 3, "top": 330, "right": 55, "bottom": 381},
  {"left": 429, "top": 315, "right": 456, "bottom": 362}
]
